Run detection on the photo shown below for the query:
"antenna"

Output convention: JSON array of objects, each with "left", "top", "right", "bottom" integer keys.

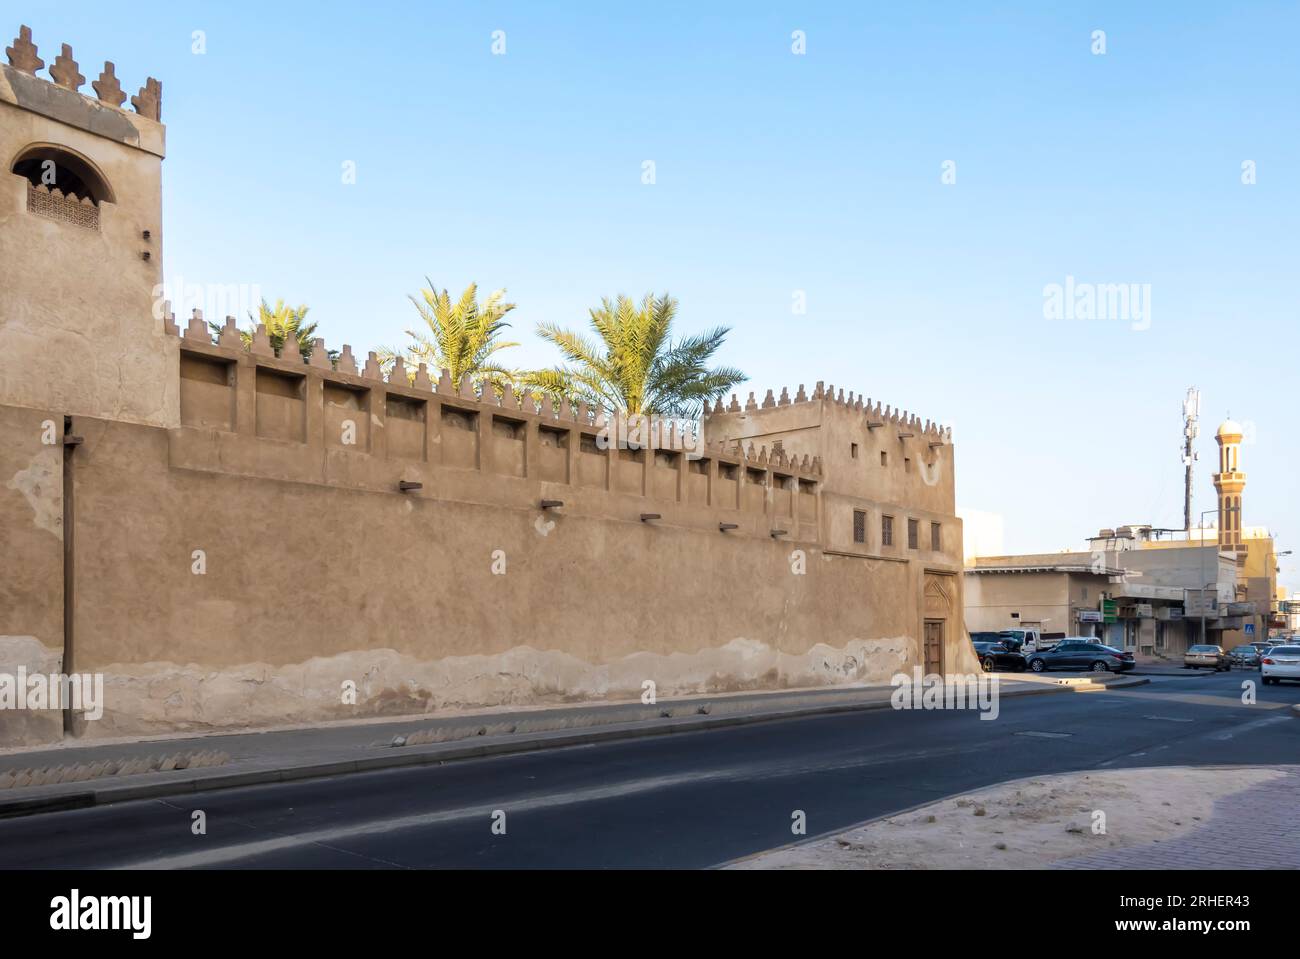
[{"left": 1182, "top": 387, "right": 1200, "bottom": 531}]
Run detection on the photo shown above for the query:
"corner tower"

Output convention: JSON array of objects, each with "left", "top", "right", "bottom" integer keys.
[
  {"left": 0, "top": 24, "right": 177, "bottom": 427},
  {"left": 1213, "top": 418, "right": 1246, "bottom": 552}
]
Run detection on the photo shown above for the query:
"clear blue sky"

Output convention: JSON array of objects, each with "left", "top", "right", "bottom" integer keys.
[{"left": 20, "top": 1, "right": 1300, "bottom": 588}]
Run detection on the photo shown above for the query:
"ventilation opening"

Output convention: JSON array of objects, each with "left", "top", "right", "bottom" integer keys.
[
  {"left": 441, "top": 406, "right": 477, "bottom": 431},
  {"left": 12, "top": 145, "right": 114, "bottom": 205},
  {"left": 539, "top": 425, "right": 568, "bottom": 449},
  {"left": 654, "top": 450, "right": 678, "bottom": 469},
  {"left": 492, "top": 416, "right": 524, "bottom": 440}
]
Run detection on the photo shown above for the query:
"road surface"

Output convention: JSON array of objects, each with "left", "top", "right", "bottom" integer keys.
[{"left": 2, "top": 670, "right": 1296, "bottom": 868}]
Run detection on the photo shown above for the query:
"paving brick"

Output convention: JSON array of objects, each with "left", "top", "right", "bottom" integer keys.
[{"left": 1055, "top": 770, "right": 1300, "bottom": 869}]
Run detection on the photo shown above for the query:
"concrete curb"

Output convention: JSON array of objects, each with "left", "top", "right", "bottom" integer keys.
[
  {"left": 1095, "top": 677, "right": 1149, "bottom": 690},
  {"left": 0, "top": 677, "right": 1145, "bottom": 820}
]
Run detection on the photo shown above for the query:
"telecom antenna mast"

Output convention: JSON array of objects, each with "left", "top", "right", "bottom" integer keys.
[{"left": 1182, "top": 387, "right": 1200, "bottom": 532}]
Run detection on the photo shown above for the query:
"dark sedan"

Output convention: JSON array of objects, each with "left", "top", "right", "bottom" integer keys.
[
  {"left": 1026, "top": 640, "right": 1135, "bottom": 674},
  {"left": 972, "top": 641, "right": 1026, "bottom": 673}
]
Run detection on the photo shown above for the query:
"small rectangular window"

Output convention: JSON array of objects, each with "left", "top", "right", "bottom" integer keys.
[
  {"left": 908, "top": 518, "right": 919, "bottom": 549},
  {"left": 851, "top": 443, "right": 859, "bottom": 459},
  {"left": 930, "top": 521, "right": 941, "bottom": 551},
  {"left": 904, "top": 457, "right": 912, "bottom": 472},
  {"left": 853, "top": 510, "right": 866, "bottom": 544},
  {"left": 882, "top": 515, "right": 894, "bottom": 547},
  {"left": 880, "top": 451, "right": 888, "bottom": 466}
]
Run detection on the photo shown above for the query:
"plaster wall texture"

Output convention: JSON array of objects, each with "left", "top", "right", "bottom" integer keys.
[
  {"left": 0, "top": 404, "right": 66, "bottom": 745},
  {"left": 50, "top": 394, "right": 960, "bottom": 736},
  {"left": 0, "top": 636, "right": 63, "bottom": 745}
]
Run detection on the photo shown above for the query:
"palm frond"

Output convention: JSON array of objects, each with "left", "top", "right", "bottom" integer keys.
[{"left": 530, "top": 293, "right": 744, "bottom": 418}]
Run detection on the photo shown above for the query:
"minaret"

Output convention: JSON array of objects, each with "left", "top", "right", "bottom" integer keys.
[{"left": 1213, "top": 419, "right": 1246, "bottom": 552}]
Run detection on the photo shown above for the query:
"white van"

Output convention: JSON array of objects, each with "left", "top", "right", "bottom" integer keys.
[{"left": 969, "top": 628, "right": 1044, "bottom": 654}]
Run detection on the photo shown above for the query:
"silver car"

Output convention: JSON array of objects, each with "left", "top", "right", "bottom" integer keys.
[
  {"left": 1184, "top": 644, "right": 1230, "bottom": 671},
  {"left": 1228, "top": 645, "right": 1260, "bottom": 668}
]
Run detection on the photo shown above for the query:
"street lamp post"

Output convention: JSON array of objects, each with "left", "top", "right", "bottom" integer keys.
[{"left": 1267, "top": 548, "right": 1292, "bottom": 637}]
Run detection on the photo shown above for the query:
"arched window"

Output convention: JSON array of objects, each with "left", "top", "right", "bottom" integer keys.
[{"left": 11, "top": 144, "right": 114, "bottom": 205}]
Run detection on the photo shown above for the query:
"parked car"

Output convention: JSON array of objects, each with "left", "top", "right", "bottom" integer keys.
[
  {"left": 1260, "top": 645, "right": 1300, "bottom": 685},
  {"left": 1239, "top": 641, "right": 1277, "bottom": 664},
  {"left": 1228, "top": 645, "right": 1260, "bottom": 668},
  {"left": 1026, "top": 639, "right": 1135, "bottom": 673},
  {"left": 1184, "top": 644, "right": 1230, "bottom": 671},
  {"left": 972, "top": 640, "right": 1027, "bottom": 673}
]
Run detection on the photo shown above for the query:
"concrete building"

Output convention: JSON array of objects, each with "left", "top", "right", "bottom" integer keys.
[
  {"left": 967, "top": 544, "right": 1238, "bottom": 655},
  {"left": 966, "top": 417, "right": 1279, "bottom": 657},
  {"left": 0, "top": 26, "right": 974, "bottom": 747},
  {"left": 1098, "top": 525, "right": 1278, "bottom": 649},
  {"left": 964, "top": 553, "right": 1123, "bottom": 641}
]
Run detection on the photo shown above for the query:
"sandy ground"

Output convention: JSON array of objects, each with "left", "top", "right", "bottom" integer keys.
[{"left": 730, "top": 765, "right": 1291, "bottom": 869}]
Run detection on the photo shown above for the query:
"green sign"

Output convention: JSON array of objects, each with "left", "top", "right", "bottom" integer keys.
[{"left": 1101, "top": 600, "right": 1118, "bottom": 624}]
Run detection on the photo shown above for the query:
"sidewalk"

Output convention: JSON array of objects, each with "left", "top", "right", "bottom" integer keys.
[
  {"left": 1055, "top": 766, "right": 1300, "bottom": 869},
  {"left": 0, "top": 673, "right": 1144, "bottom": 818},
  {"left": 728, "top": 764, "right": 1296, "bottom": 870}
]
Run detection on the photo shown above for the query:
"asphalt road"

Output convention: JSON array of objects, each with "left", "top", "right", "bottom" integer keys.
[{"left": 3, "top": 670, "right": 1297, "bottom": 869}]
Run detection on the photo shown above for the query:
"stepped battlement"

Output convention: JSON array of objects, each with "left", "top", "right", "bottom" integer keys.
[
  {"left": 712, "top": 383, "right": 950, "bottom": 442},
  {"left": 4, "top": 24, "right": 162, "bottom": 121}
]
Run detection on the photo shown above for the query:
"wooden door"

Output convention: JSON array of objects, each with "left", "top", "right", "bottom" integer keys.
[{"left": 924, "top": 619, "right": 944, "bottom": 675}]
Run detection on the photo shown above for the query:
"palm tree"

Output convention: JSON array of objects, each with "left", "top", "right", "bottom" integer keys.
[
  {"left": 526, "top": 293, "right": 744, "bottom": 418},
  {"left": 209, "top": 298, "right": 322, "bottom": 359},
  {"left": 381, "top": 280, "right": 519, "bottom": 391}
]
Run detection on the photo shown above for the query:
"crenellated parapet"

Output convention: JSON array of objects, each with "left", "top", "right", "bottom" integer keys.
[
  {"left": 163, "top": 310, "right": 826, "bottom": 473},
  {"left": 707, "top": 380, "right": 951, "bottom": 443},
  {"left": 162, "top": 317, "right": 824, "bottom": 541},
  {"left": 4, "top": 24, "right": 162, "bottom": 121}
]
